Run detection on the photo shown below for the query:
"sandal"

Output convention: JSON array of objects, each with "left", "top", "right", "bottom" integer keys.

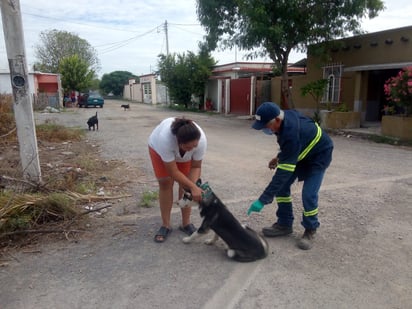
[
  {"left": 154, "top": 226, "right": 172, "bottom": 243},
  {"left": 179, "top": 223, "right": 196, "bottom": 236}
]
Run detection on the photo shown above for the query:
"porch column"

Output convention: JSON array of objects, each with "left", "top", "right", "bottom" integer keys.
[{"left": 353, "top": 71, "right": 362, "bottom": 113}]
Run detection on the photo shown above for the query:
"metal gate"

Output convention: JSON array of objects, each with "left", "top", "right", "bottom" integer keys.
[{"left": 230, "top": 78, "right": 251, "bottom": 114}]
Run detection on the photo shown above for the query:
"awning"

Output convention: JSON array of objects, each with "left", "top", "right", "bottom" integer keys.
[{"left": 344, "top": 62, "right": 412, "bottom": 72}]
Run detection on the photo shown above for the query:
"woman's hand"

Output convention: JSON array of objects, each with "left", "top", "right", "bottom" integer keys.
[
  {"left": 190, "top": 185, "right": 203, "bottom": 202},
  {"left": 268, "top": 157, "right": 278, "bottom": 170}
]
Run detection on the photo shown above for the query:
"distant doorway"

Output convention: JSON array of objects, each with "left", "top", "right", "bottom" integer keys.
[{"left": 366, "top": 69, "right": 398, "bottom": 121}]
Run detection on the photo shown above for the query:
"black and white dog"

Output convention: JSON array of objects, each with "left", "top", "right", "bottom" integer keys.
[
  {"left": 121, "top": 104, "right": 130, "bottom": 111},
  {"left": 180, "top": 181, "right": 268, "bottom": 262},
  {"left": 87, "top": 112, "right": 98, "bottom": 131}
]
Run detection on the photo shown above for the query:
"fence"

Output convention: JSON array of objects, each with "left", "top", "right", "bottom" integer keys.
[{"left": 32, "top": 93, "right": 60, "bottom": 110}]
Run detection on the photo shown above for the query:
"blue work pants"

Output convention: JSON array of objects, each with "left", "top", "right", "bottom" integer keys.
[{"left": 276, "top": 171, "right": 325, "bottom": 230}]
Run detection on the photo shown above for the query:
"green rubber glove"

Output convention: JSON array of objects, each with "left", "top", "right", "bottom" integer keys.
[{"left": 247, "top": 200, "right": 264, "bottom": 215}]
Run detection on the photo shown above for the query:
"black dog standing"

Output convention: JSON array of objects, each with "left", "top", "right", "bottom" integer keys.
[
  {"left": 121, "top": 104, "right": 130, "bottom": 111},
  {"left": 87, "top": 112, "right": 98, "bottom": 131}
]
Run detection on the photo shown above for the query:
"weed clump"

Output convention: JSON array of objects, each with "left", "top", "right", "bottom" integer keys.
[
  {"left": 0, "top": 191, "right": 79, "bottom": 234},
  {"left": 139, "top": 190, "right": 158, "bottom": 208},
  {"left": 0, "top": 94, "right": 16, "bottom": 144}
]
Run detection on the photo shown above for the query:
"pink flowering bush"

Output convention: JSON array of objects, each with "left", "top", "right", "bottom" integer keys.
[{"left": 383, "top": 66, "right": 412, "bottom": 116}]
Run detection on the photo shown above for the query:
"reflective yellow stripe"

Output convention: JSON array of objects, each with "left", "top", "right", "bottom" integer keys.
[
  {"left": 276, "top": 196, "right": 292, "bottom": 203},
  {"left": 298, "top": 123, "right": 322, "bottom": 161},
  {"left": 303, "top": 208, "right": 318, "bottom": 217},
  {"left": 278, "top": 163, "right": 296, "bottom": 172}
]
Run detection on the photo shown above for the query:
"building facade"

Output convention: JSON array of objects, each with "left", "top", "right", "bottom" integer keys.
[
  {"left": 123, "top": 74, "right": 168, "bottom": 105},
  {"left": 273, "top": 25, "right": 412, "bottom": 124},
  {"left": 0, "top": 71, "right": 62, "bottom": 108},
  {"left": 205, "top": 62, "right": 304, "bottom": 115}
]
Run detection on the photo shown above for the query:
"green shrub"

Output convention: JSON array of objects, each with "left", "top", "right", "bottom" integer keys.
[{"left": 139, "top": 190, "right": 158, "bottom": 208}]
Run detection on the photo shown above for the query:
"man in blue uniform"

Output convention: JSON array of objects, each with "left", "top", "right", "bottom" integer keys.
[{"left": 248, "top": 102, "right": 334, "bottom": 250}]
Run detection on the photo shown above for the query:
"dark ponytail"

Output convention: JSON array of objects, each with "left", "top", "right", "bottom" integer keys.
[{"left": 171, "top": 117, "right": 201, "bottom": 144}]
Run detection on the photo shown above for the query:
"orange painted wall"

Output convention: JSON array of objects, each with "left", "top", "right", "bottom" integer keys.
[{"left": 35, "top": 74, "right": 59, "bottom": 93}]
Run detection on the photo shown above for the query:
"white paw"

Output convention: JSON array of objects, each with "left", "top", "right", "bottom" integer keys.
[
  {"left": 176, "top": 198, "right": 190, "bottom": 208},
  {"left": 204, "top": 238, "right": 214, "bottom": 245},
  {"left": 182, "top": 237, "right": 191, "bottom": 244},
  {"left": 227, "top": 249, "right": 236, "bottom": 258}
]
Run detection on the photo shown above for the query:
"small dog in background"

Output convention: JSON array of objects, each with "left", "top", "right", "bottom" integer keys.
[
  {"left": 87, "top": 112, "right": 98, "bottom": 131},
  {"left": 121, "top": 104, "right": 130, "bottom": 111}
]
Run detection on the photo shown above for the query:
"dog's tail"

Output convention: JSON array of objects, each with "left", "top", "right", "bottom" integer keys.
[
  {"left": 95, "top": 111, "right": 98, "bottom": 117},
  {"left": 231, "top": 227, "right": 269, "bottom": 262},
  {"left": 259, "top": 233, "right": 269, "bottom": 258},
  {"left": 246, "top": 226, "right": 269, "bottom": 258}
]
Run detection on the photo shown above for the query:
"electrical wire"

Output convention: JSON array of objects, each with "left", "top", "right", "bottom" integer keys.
[{"left": 97, "top": 24, "right": 163, "bottom": 54}]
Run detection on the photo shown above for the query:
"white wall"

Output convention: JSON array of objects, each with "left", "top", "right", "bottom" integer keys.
[{"left": 0, "top": 73, "right": 35, "bottom": 95}]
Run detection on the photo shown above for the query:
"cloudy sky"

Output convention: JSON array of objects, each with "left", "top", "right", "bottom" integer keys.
[{"left": 1, "top": 0, "right": 411, "bottom": 78}]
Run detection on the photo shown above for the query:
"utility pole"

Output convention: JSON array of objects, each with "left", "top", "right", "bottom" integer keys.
[
  {"left": 164, "top": 20, "right": 169, "bottom": 56},
  {"left": 164, "top": 20, "right": 170, "bottom": 105},
  {"left": 0, "top": 0, "right": 42, "bottom": 183}
]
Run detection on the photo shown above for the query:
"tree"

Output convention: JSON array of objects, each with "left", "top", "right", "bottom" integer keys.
[
  {"left": 158, "top": 53, "right": 191, "bottom": 106},
  {"left": 196, "top": 0, "right": 384, "bottom": 109},
  {"left": 100, "top": 71, "right": 138, "bottom": 96},
  {"left": 34, "top": 29, "right": 100, "bottom": 73},
  {"left": 89, "top": 78, "right": 101, "bottom": 91},
  {"left": 157, "top": 47, "right": 215, "bottom": 107},
  {"left": 59, "top": 55, "right": 95, "bottom": 93},
  {"left": 191, "top": 43, "right": 217, "bottom": 102},
  {"left": 301, "top": 79, "right": 329, "bottom": 111},
  {"left": 301, "top": 78, "right": 329, "bottom": 123}
]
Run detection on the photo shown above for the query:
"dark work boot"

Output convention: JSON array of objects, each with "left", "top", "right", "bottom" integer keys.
[
  {"left": 297, "top": 229, "right": 316, "bottom": 250},
  {"left": 262, "top": 223, "right": 293, "bottom": 237}
]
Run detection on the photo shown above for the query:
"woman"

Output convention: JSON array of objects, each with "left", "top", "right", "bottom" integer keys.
[{"left": 148, "top": 117, "right": 207, "bottom": 243}]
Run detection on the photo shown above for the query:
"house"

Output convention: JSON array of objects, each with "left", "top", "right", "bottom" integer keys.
[
  {"left": 205, "top": 62, "right": 305, "bottom": 115},
  {"left": 123, "top": 62, "right": 303, "bottom": 113},
  {"left": 123, "top": 73, "right": 168, "bottom": 105},
  {"left": 272, "top": 25, "right": 412, "bottom": 125},
  {"left": 0, "top": 71, "right": 62, "bottom": 108}
]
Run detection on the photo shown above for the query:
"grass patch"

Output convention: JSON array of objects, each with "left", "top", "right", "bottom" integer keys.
[
  {"left": 74, "top": 153, "right": 99, "bottom": 170},
  {"left": 139, "top": 190, "right": 158, "bottom": 208},
  {"left": 368, "top": 134, "right": 412, "bottom": 146},
  {"left": 36, "top": 122, "right": 84, "bottom": 142},
  {"left": 74, "top": 181, "right": 98, "bottom": 195}
]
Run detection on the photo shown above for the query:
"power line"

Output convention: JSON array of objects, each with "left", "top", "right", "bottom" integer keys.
[
  {"left": 5, "top": 9, "right": 209, "bottom": 71},
  {"left": 169, "top": 24, "right": 204, "bottom": 36},
  {"left": 22, "top": 11, "right": 145, "bottom": 33},
  {"left": 168, "top": 22, "right": 201, "bottom": 26},
  {"left": 20, "top": 10, "right": 165, "bottom": 55},
  {"left": 20, "top": 10, "right": 204, "bottom": 55},
  {"left": 97, "top": 24, "right": 163, "bottom": 54}
]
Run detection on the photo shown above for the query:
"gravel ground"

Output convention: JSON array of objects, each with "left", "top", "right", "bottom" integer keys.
[{"left": 1, "top": 99, "right": 411, "bottom": 309}]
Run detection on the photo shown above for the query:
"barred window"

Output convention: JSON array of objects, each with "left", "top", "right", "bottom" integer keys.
[{"left": 322, "top": 64, "right": 342, "bottom": 104}]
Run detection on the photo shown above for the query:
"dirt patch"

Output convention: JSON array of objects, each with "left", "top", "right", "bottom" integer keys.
[{"left": 0, "top": 136, "right": 146, "bottom": 249}]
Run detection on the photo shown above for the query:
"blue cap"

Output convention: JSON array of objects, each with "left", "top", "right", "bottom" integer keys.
[{"left": 252, "top": 102, "right": 281, "bottom": 130}]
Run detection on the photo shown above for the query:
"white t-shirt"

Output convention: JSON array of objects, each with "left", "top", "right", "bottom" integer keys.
[{"left": 148, "top": 117, "right": 207, "bottom": 163}]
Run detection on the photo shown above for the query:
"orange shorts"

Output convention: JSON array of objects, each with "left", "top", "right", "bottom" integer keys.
[{"left": 148, "top": 146, "right": 191, "bottom": 179}]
